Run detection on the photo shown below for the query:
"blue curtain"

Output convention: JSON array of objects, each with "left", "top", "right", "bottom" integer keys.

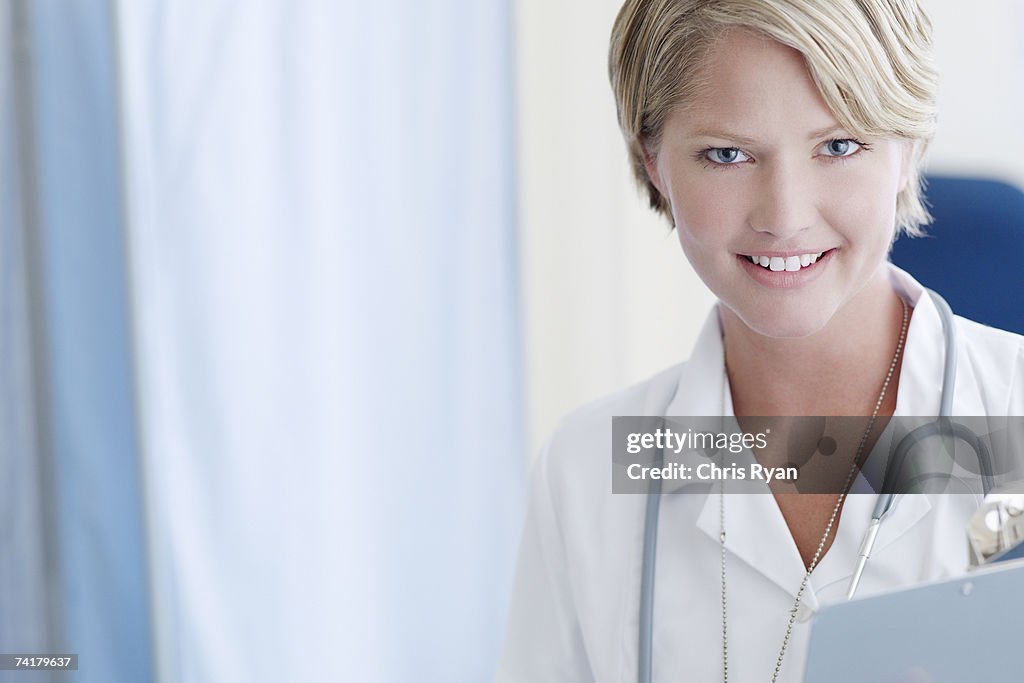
[{"left": 4, "top": 0, "right": 154, "bottom": 681}]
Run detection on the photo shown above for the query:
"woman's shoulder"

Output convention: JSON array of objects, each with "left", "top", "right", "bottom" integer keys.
[
  {"left": 954, "top": 314, "right": 1024, "bottom": 366},
  {"left": 528, "top": 362, "right": 690, "bottom": 532},
  {"left": 953, "top": 314, "right": 1024, "bottom": 412},
  {"left": 955, "top": 314, "right": 1024, "bottom": 349}
]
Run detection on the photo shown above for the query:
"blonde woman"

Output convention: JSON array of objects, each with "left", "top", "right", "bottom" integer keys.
[{"left": 498, "top": 1, "right": 1024, "bottom": 681}]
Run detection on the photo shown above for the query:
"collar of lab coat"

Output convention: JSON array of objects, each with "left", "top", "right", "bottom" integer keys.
[{"left": 657, "top": 262, "right": 980, "bottom": 604}]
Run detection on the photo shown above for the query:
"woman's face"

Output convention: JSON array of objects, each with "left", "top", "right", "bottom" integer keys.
[{"left": 646, "top": 29, "right": 913, "bottom": 338}]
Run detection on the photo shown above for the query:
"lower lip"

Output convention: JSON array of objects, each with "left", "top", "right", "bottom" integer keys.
[{"left": 738, "top": 249, "right": 836, "bottom": 289}]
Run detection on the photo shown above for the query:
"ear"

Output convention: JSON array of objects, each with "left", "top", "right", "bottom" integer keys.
[
  {"left": 896, "top": 139, "right": 916, "bottom": 193},
  {"left": 642, "top": 142, "right": 667, "bottom": 197}
]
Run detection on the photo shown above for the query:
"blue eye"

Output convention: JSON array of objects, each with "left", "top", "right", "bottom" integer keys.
[
  {"left": 821, "top": 139, "right": 862, "bottom": 157},
  {"left": 705, "top": 147, "right": 750, "bottom": 165}
]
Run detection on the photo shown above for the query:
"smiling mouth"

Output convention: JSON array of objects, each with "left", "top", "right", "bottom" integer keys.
[{"left": 742, "top": 249, "right": 836, "bottom": 272}]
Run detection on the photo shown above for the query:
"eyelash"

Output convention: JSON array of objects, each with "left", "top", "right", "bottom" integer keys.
[{"left": 694, "top": 138, "right": 873, "bottom": 171}]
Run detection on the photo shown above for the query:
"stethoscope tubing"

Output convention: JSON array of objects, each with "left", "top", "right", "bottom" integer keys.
[{"left": 637, "top": 289, "right": 992, "bottom": 683}]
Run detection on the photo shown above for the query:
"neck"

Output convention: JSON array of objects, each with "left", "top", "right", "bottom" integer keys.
[{"left": 722, "top": 267, "right": 909, "bottom": 416}]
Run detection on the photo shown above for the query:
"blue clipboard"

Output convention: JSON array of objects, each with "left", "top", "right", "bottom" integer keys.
[{"left": 804, "top": 558, "right": 1024, "bottom": 682}]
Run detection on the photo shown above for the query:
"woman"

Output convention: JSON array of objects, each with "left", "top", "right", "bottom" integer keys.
[{"left": 497, "top": 1, "right": 1024, "bottom": 681}]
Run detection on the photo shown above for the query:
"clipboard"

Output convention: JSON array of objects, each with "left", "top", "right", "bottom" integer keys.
[{"left": 804, "top": 558, "right": 1024, "bottom": 682}]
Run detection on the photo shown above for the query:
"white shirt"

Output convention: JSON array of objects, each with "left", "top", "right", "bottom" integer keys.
[{"left": 496, "top": 264, "right": 1024, "bottom": 682}]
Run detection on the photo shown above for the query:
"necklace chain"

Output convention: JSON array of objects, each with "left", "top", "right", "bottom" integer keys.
[{"left": 719, "top": 297, "right": 909, "bottom": 683}]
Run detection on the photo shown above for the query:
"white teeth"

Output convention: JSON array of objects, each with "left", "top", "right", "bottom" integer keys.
[{"left": 746, "top": 251, "right": 826, "bottom": 271}]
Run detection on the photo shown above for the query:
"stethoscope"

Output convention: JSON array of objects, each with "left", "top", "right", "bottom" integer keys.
[{"left": 637, "top": 289, "right": 995, "bottom": 683}]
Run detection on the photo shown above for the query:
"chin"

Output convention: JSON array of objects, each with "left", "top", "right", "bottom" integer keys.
[{"left": 733, "top": 307, "right": 831, "bottom": 339}]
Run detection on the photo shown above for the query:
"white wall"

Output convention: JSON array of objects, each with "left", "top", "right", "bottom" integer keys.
[
  {"left": 516, "top": 0, "right": 714, "bottom": 460},
  {"left": 516, "top": 0, "right": 1024, "bottom": 459},
  {"left": 927, "top": 0, "right": 1024, "bottom": 185}
]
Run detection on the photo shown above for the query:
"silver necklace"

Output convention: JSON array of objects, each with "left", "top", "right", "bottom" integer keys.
[{"left": 719, "top": 297, "right": 909, "bottom": 682}]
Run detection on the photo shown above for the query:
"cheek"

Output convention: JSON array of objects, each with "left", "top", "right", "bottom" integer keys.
[
  {"left": 667, "top": 177, "right": 748, "bottom": 244},
  {"left": 819, "top": 163, "right": 901, "bottom": 245}
]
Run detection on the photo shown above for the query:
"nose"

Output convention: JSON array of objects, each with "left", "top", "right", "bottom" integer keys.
[{"left": 747, "top": 162, "right": 817, "bottom": 239}]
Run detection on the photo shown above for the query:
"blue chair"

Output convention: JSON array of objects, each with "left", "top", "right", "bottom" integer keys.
[{"left": 890, "top": 175, "right": 1024, "bottom": 335}]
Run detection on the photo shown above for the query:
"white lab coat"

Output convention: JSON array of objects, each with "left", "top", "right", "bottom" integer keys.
[{"left": 496, "top": 264, "right": 1024, "bottom": 682}]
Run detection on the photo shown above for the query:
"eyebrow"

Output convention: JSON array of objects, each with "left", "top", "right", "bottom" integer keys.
[{"left": 691, "top": 125, "right": 848, "bottom": 145}]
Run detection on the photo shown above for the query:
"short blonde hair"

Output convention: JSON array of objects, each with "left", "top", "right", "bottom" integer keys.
[{"left": 608, "top": 0, "right": 938, "bottom": 236}]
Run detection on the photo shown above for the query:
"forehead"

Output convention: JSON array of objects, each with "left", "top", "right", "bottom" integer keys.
[{"left": 672, "top": 28, "right": 841, "bottom": 138}]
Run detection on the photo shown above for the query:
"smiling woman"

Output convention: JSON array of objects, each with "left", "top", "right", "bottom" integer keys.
[
  {"left": 612, "top": 0, "right": 936, "bottom": 236},
  {"left": 651, "top": 31, "right": 908, "bottom": 321},
  {"left": 498, "top": 1, "right": 1024, "bottom": 682}
]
